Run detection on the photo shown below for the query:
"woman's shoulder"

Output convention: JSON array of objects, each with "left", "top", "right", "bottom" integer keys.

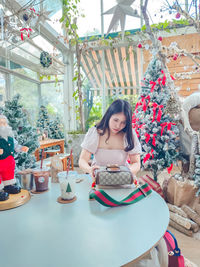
[
  {"left": 87, "top": 126, "right": 99, "bottom": 136},
  {"left": 81, "top": 126, "right": 99, "bottom": 154}
]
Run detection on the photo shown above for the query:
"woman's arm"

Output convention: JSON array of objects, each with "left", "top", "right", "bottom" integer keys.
[
  {"left": 79, "top": 149, "right": 99, "bottom": 179},
  {"left": 129, "top": 153, "right": 141, "bottom": 176},
  {"left": 79, "top": 149, "right": 92, "bottom": 174}
]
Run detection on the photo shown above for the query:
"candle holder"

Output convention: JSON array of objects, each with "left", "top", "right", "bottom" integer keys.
[{"left": 57, "top": 171, "right": 77, "bottom": 203}]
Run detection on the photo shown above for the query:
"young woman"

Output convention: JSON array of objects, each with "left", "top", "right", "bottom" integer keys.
[
  {"left": 79, "top": 99, "right": 141, "bottom": 180},
  {"left": 79, "top": 99, "right": 169, "bottom": 267}
]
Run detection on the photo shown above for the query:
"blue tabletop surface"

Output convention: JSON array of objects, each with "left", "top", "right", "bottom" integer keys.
[{"left": 0, "top": 174, "right": 169, "bottom": 267}]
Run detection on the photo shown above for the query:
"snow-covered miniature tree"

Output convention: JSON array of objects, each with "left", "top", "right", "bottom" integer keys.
[
  {"left": 2, "top": 94, "right": 39, "bottom": 170},
  {"left": 48, "top": 116, "right": 64, "bottom": 139},
  {"left": 36, "top": 105, "right": 50, "bottom": 135},
  {"left": 132, "top": 57, "right": 180, "bottom": 181}
]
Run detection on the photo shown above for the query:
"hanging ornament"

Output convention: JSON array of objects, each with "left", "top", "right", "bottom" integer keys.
[
  {"left": 20, "top": 28, "right": 32, "bottom": 40},
  {"left": 23, "top": 13, "right": 29, "bottom": 22},
  {"left": 112, "top": 88, "right": 123, "bottom": 98},
  {"left": 103, "top": 0, "right": 140, "bottom": 38},
  {"left": 175, "top": 12, "right": 181, "bottom": 19},
  {"left": 173, "top": 54, "right": 178, "bottom": 60},
  {"left": 165, "top": 95, "right": 181, "bottom": 118},
  {"left": 40, "top": 51, "right": 52, "bottom": 68},
  {"left": 144, "top": 44, "right": 149, "bottom": 50},
  {"left": 158, "top": 36, "right": 163, "bottom": 41},
  {"left": 138, "top": 43, "right": 142, "bottom": 48}
]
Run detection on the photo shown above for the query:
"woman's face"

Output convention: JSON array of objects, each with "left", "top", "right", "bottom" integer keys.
[{"left": 109, "top": 112, "right": 127, "bottom": 134}]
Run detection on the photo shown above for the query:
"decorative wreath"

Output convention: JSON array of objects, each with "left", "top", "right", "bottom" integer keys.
[{"left": 40, "top": 51, "right": 52, "bottom": 68}]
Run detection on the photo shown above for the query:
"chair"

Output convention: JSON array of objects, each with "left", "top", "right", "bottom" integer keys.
[
  {"left": 58, "top": 153, "right": 74, "bottom": 171},
  {"left": 43, "top": 149, "right": 61, "bottom": 159}
]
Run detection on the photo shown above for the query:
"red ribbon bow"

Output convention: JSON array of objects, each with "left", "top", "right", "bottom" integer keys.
[
  {"left": 143, "top": 149, "right": 154, "bottom": 163},
  {"left": 20, "top": 28, "right": 32, "bottom": 40},
  {"left": 152, "top": 103, "right": 164, "bottom": 122},
  {"left": 170, "top": 75, "right": 175, "bottom": 81},
  {"left": 160, "top": 122, "right": 176, "bottom": 136},
  {"left": 167, "top": 163, "right": 173, "bottom": 174},
  {"left": 149, "top": 81, "right": 156, "bottom": 92},
  {"left": 161, "top": 70, "right": 166, "bottom": 85},
  {"left": 152, "top": 133, "right": 157, "bottom": 146},
  {"left": 145, "top": 133, "right": 150, "bottom": 143},
  {"left": 141, "top": 95, "right": 151, "bottom": 112}
]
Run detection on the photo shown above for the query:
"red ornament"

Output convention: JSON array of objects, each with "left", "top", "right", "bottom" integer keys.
[
  {"left": 91, "top": 182, "right": 96, "bottom": 188},
  {"left": 173, "top": 54, "right": 178, "bottom": 60},
  {"left": 175, "top": 12, "right": 181, "bottom": 19},
  {"left": 158, "top": 36, "right": 163, "bottom": 41},
  {"left": 138, "top": 43, "right": 142, "bottom": 48}
]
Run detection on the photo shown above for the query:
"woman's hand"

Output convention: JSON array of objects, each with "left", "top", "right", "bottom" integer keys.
[{"left": 89, "top": 165, "right": 100, "bottom": 179}]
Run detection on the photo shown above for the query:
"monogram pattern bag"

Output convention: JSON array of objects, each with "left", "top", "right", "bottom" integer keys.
[{"left": 95, "top": 165, "right": 133, "bottom": 186}]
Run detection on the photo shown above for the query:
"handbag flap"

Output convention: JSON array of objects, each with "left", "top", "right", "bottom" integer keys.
[
  {"left": 106, "top": 164, "right": 120, "bottom": 172},
  {"left": 95, "top": 166, "right": 133, "bottom": 185}
]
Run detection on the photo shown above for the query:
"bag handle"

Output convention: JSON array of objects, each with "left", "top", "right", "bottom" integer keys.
[
  {"left": 89, "top": 183, "right": 152, "bottom": 207},
  {"left": 166, "top": 230, "right": 181, "bottom": 256}
]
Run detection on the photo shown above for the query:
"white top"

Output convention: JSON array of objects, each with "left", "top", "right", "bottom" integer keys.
[{"left": 81, "top": 126, "right": 142, "bottom": 166}]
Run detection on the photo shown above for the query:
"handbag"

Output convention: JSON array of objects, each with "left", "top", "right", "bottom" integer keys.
[
  {"left": 163, "top": 230, "right": 185, "bottom": 267},
  {"left": 95, "top": 164, "right": 133, "bottom": 186},
  {"left": 91, "top": 165, "right": 152, "bottom": 207}
]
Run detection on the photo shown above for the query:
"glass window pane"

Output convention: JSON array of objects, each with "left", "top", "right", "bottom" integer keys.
[
  {"left": 0, "top": 56, "right": 6, "bottom": 67},
  {"left": 0, "top": 72, "right": 6, "bottom": 104},
  {"left": 11, "top": 75, "right": 39, "bottom": 125},
  {"left": 10, "top": 61, "right": 38, "bottom": 80},
  {"left": 41, "top": 82, "right": 64, "bottom": 121}
]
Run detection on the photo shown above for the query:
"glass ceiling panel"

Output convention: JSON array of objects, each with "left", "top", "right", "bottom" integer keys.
[
  {"left": 19, "top": 42, "right": 41, "bottom": 58},
  {"left": 32, "top": 35, "right": 57, "bottom": 54},
  {"left": 44, "top": 0, "right": 63, "bottom": 35},
  {"left": 16, "top": 0, "right": 40, "bottom": 12},
  {"left": 12, "top": 47, "right": 38, "bottom": 64}
]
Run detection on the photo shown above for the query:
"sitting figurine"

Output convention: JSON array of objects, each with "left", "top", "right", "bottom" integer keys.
[
  {"left": 0, "top": 115, "right": 29, "bottom": 201},
  {"left": 179, "top": 92, "right": 200, "bottom": 178}
]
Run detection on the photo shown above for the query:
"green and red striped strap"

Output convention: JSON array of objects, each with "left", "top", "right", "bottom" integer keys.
[{"left": 89, "top": 183, "right": 152, "bottom": 207}]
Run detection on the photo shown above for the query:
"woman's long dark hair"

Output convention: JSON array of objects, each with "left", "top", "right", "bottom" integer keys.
[{"left": 96, "top": 99, "right": 134, "bottom": 152}]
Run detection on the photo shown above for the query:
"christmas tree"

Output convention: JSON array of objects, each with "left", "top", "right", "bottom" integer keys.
[
  {"left": 36, "top": 105, "right": 50, "bottom": 136},
  {"left": 2, "top": 94, "right": 39, "bottom": 170},
  {"left": 48, "top": 116, "right": 64, "bottom": 139},
  {"left": 132, "top": 57, "right": 180, "bottom": 181},
  {"left": 66, "top": 183, "right": 72, "bottom": 193}
]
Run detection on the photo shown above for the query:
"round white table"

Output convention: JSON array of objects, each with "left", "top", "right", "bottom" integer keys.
[{"left": 0, "top": 175, "right": 169, "bottom": 267}]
